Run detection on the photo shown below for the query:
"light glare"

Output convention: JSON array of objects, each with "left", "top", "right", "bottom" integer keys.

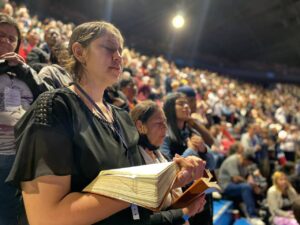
[{"left": 172, "top": 15, "right": 185, "bottom": 29}]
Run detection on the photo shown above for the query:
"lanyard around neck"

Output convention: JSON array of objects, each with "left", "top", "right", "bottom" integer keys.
[
  {"left": 71, "top": 82, "right": 112, "bottom": 123},
  {"left": 71, "top": 82, "right": 129, "bottom": 152}
]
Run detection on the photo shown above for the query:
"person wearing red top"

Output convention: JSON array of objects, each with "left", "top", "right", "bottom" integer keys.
[{"left": 18, "top": 27, "right": 40, "bottom": 60}]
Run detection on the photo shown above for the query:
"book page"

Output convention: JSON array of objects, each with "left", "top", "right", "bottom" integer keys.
[
  {"left": 83, "top": 161, "right": 178, "bottom": 210},
  {"left": 99, "top": 162, "right": 176, "bottom": 178}
]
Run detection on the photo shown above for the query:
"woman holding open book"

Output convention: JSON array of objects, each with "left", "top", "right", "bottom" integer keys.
[
  {"left": 7, "top": 21, "right": 206, "bottom": 225},
  {"left": 131, "top": 100, "right": 207, "bottom": 225}
]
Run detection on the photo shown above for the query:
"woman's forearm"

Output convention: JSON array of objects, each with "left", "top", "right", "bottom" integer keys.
[
  {"left": 188, "top": 119, "right": 214, "bottom": 146},
  {"left": 22, "top": 176, "right": 130, "bottom": 225},
  {"left": 25, "top": 193, "right": 129, "bottom": 225},
  {"left": 24, "top": 191, "right": 129, "bottom": 225}
]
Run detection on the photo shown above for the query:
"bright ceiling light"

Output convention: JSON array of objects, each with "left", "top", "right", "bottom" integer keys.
[{"left": 172, "top": 14, "right": 185, "bottom": 29}]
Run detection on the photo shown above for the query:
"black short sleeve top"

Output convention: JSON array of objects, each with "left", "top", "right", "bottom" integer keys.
[{"left": 7, "top": 88, "right": 152, "bottom": 225}]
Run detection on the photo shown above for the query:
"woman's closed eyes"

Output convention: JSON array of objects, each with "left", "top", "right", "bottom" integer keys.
[{"left": 99, "top": 44, "right": 122, "bottom": 55}]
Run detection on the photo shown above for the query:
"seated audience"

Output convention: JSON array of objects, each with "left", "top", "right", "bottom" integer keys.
[
  {"left": 26, "top": 25, "right": 62, "bottom": 72},
  {"left": 118, "top": 72, "right": 138, "bottom": 110}
]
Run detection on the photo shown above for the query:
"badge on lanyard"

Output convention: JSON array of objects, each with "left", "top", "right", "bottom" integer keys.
[
  {"left": 131, "top": 204, "right": 140, "bottom": 220},
  {"left": 4, "top": 87, "right": 21, "bottom": 111}
]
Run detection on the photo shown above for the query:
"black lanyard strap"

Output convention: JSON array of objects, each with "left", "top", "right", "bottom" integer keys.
[
  {"left": 70, "top": 82, "right": 129, "bottom": 152},
  {"left": 71, "top": 82, "right": 111, "bottom": 122}
]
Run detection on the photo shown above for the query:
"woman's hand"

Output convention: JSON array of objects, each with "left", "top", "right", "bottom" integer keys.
[
  {"left": 0, "top": 52, "right": 25, "bottom": 66},
  {"left": 186, "top": 117, "right": 197, "bottom": 127},
  {"left": 172, "top": 154, "right": 206, "bottom": 188},
  {"left": 187, "top": 135, "right": 207, "bottom": 153},
  {"left": 182, "top": 194, "right": 206, "bottom": 217}
]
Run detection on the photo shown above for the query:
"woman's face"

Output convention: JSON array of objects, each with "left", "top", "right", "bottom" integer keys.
[
  {"left": 175, "top": 97, "right": 191, "bottom": 121},
  {"left": 276, "top": 175, "right": 288, "bottom": 190},
  {"left": 144, "top": 109, "right": 167, "bottom": 146},
  {"left": 27, "top": 29, "right": 40, "bottom": 46},
  {"left": 83, "top": 33, "right": 123, "bottom": 86},
  {"left": 0, "top": 24, "right": 18, "bottom": 56}
]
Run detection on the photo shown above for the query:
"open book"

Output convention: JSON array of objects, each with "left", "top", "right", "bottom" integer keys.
[
  {"left": 83, "top": 162, "right": 179, "bottom": 210},
  {"left": 171, "top": 170, "right": 221, "bottom": 208},
  {"left": 83, "top": 162, "right": 221, "bottom": 211}
]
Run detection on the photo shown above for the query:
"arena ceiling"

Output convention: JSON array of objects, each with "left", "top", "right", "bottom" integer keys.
[{"left": 21, "top": 0, "right": 300, "bottom": 70}]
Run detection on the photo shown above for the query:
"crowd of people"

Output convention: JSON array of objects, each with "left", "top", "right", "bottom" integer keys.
[{"left": 0, "top": 1, "right": 300, "bottom": 225}]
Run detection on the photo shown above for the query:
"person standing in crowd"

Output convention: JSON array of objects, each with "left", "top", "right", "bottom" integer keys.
[
  {"left": 267, "top": 171, "right": 299, "bottom": 225},
  {"left": 0, "top": 13, "right": 40, "bottom": 225},
  {"left": 131, "top": 100, "right": 207, "bottom": 225},
  {"left": 7, "top": 21, "right": 206, "bottom": 225}
]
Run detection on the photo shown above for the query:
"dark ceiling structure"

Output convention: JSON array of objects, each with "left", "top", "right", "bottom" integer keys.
[{"left": 18, "top": 0, "right": 300, "bottom": 82}]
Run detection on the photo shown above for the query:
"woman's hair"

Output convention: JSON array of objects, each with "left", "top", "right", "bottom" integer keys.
[
  {"left": 130, "top": 100, "right": 160, "bottom": 124},
  {"left": 272, "top": 171, "right": 290, "bottom": 191},
  {"left": 0, "top": 13, "right": 21, "bottom": 52},
  {"left": 163, "top": 92, "right": 186, "bottom": 145},
  {"left": 65, "top": 21, "right": 124, "bottom": 81}
]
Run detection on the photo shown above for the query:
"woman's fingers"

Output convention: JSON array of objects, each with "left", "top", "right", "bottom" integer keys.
[
  {"left": 183, "top": 194, "right": 207, "bottom": 217},
  {"left": 185, "top": 156, "right": 206, "bottom": 180},
  {"left": 173, "top": 155, "right": 206, "bottom": 185},
  {"left": 197, "top": 195, "right": 206, "bottom": 213},
  {"left": 0, "top": 52, "right": 25, "bottom": 66}
]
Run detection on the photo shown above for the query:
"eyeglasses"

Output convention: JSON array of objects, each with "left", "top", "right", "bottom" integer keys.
[{"left": 175, "top": 100, "right": 189, "bottom": 107}]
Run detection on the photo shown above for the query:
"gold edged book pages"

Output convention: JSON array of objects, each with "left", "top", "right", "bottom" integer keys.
[
  {"left": 83, "top": 162, "right": 179, "bottom": 211},
  {"left": 171, "top": 170, "right": 221, "bottom": 209}
]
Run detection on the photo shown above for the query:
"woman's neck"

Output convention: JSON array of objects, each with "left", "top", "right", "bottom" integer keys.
[
  {"left": 177, "top": 119, "right": 185, "bottom": 130},
  {"left": 145, "top": 149, "right": 157, "bottom": 161},
  {"left": 78, "top": 76, "right": 106, "bottom": 103},
  {"left": 279, "top": 186, "right": 288, "bottom": 193}
]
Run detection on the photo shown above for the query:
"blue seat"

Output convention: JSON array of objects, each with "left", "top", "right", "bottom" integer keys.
[{"left": 213, "top": 200, "right": 234, "bottom": 225}]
